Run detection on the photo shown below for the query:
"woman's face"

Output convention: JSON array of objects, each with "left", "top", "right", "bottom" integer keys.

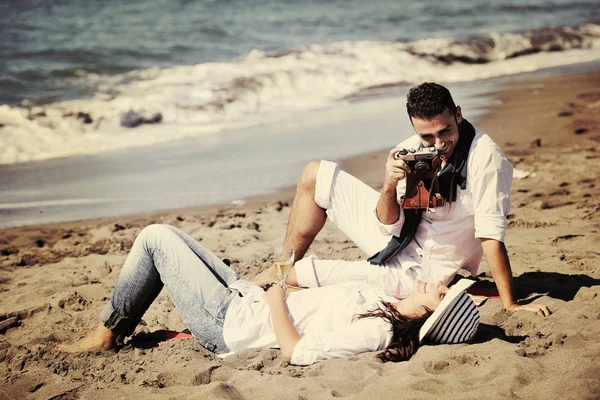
[{"left": 410, "top": 280, "right": 450, "bottom": 313}]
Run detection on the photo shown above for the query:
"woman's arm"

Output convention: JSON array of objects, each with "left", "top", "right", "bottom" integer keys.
[{"left": 265, "top": 285, "right": 300, "bottom": 358}]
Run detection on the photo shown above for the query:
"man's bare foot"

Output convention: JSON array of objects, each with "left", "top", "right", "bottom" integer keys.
[{"left": 56, "top": 323, "right": 118, "bottom": 352}]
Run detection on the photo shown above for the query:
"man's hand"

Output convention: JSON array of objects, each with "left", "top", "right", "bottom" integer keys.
[
  {"left": 506, "top": 302, "right": 551, "bottom": 317},
  {"left": 377, "top": 147, "right": 410, "bottom": 225},
  {"left": 251, "top": 264, "right": 278, "bottom": 288},
  {"left": 383, "top": 147, "right": 411, "bottom": 192},
  {"left": 481, "top": 239, "right": 551, "bottom": 317}
]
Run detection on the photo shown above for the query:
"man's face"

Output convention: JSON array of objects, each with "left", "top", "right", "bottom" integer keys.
[{"left": 410, "top": 106, "right": 462, "bottom": 159}]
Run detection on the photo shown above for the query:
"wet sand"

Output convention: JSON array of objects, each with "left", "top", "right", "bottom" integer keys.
[{"left": 1, "top": 72, "right": 600, "bottom": 399}]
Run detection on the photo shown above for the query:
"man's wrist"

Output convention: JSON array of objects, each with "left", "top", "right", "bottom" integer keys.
[{"left": 381, "top": 184, "right": 397, "bottom": 195}]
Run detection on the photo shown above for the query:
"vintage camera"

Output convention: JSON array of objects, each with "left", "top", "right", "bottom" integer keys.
[
  {"left": 394, "top": 147, "right": 438, "bottom": 175},
  {"left": 395, "top": 147, "right": 444, "bottom": 209}
]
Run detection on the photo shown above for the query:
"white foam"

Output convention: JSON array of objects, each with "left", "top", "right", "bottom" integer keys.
[
  {"left": 1, "top": 25, "right": 599, "bottom": 165},
  {"left": 0, "top": 198, "right": 121, "bottom": 210}
]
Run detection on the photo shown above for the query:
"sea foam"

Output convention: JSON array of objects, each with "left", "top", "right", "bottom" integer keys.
[{"left": 1, "top": 23, "right": 598, "bottom": 165}]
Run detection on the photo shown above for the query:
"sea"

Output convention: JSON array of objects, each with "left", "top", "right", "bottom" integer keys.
[{"left": 1, "top": 0, "right": 599, "bottom": 226}]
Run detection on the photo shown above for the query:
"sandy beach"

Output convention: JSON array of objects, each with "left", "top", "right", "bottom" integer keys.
[{"left": 1, "top": 71, "right": 600, "bottom": 399}]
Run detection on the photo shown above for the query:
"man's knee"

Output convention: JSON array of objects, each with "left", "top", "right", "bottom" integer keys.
[{"left": 298, "top": 160, "right": 321, "bottom": 194}]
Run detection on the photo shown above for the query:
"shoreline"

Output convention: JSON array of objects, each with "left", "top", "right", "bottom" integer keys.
[
  {"left": 2, "top": 61, "right": 600, "bottom": 230},
  {"left": 1, "top": 70, "right": 600, "bottom": 399}
]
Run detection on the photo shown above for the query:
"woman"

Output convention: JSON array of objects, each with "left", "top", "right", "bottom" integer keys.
[{"left": 60, "top": 224, "right": 479, "bottom": 365}]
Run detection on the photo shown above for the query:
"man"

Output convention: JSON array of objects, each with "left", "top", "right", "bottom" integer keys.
[{"left": 254, "top": 82, "right": 549, "bottom": 317}]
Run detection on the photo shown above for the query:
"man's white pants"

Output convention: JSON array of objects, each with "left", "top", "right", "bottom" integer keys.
[{"left": 294, "top": 160, "right": 422, "bottom": 298}]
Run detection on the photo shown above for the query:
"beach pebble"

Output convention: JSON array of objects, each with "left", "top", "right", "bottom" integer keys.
[
  {"left": 120, "top": 110, "right": 163, "bottom": 128},
  {"left": 246, "top": 222, "right": 260, "bottom": 231},
  {"left": 269, "top": 201, "right": 288, "bottom": 212},
  {"left": 16, "top": 254, "right": 38, "bottom": 267},
  {"left": 76, "top": 112, "right": 93, "bottom": 124},
  {"left": 27, "top": 383, "right": 44, "bottom": 393},
  {"left": 0, "top": 247, "right": 19, "bottom": 256},
  {"left": 112, "top": 223, "right": 126, "bottom": 232},
  {"left": 0, "top": 317, "right": 18, "bottom": 333}
]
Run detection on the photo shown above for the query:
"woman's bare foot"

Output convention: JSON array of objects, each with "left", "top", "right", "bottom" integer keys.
[{"left": 56, "top": 323, "right": 118, "bottom": 352}]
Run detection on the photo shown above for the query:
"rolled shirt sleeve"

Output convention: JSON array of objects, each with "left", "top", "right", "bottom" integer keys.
[
  {"left": 373, "top": 203, "right": 405, "bottom": 236},
  {"left": 469, "top": 143, "right": 513, "bottom": 242},
  {"left": 290, "top": 318, "right": 392, "bottom": 366},
  {"left": 373, "top": 174, "right": 406, "bottom": 236}
]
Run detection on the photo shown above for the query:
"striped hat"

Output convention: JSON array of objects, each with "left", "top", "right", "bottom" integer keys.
[{"left": 419, "top": 279, "right": 480, "bottom": 344}]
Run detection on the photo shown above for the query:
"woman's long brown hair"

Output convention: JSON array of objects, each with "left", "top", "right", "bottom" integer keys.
[{"left": 355, "top": 301, "right": 432, "bottom": 362}]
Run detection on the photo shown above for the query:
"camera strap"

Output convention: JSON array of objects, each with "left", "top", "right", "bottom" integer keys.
[
  {"left": 367, "top": 209, "right": 422, "bottom": 265},
  {"left": 367, "top": 119, "right": 476, "bottom": 266}
]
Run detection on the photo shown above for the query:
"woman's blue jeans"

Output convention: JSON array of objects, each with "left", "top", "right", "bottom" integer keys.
[{"left": 99, "top": 224, "right": 241, "bottom": 353}]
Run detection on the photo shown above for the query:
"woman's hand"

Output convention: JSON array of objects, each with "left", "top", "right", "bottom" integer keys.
[
  {"left": 265, "top": 284, "right": 286, "bottom": 304},
  {"left": 264, "top": 283, "right": 299, "bottom": 359}
]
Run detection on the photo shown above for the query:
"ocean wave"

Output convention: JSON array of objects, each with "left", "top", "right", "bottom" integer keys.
[
  {"left": 50, "top": 65, "right": 136, "bottom": 78},
  {"left": 0, "top": 23, "right": 599, "bottom": 165},
  {"left": 496, "top": 2, "right": 599, "bottom": 13},
  {"left": 408, "top": 24, "right": 600, "bottom": 64}
]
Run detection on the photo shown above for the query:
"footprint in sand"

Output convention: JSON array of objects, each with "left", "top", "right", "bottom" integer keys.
[
  {"left": 552, "top": 234, "right": 585, "bottom": 244},
  {"left": 515, "top": 332, "right": 566, "bottom": 358},
  {"left": 422, "top": 353, "right": 481, "bottom": 375},
  {"left": 576, "top": 92, "right": 600, "bottom": 104},
  {"left": 58, "top": 292, "right": 88, "bottom": 312}
]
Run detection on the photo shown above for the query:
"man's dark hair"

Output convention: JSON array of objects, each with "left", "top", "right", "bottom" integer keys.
[{"left": 406, "top": 82, "right": 456, "bottom": 120}]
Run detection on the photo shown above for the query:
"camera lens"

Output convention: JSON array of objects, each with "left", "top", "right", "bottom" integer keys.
[{"left": 414, "top": 160, "right": 430, "bottom": 173}]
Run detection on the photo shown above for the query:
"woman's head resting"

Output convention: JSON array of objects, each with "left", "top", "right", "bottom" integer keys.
[
  {"left": 418, "top": 279, "right": 480, "bottom": 344},
  {"left": 396, "top": 279, "right": 450, "bottom": 317},
  {"left": 368, "top": 279, "right": 479, "bottom": 363},
  {"left": 394, "top": 279, "right": 480, "bottom": 344}
]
